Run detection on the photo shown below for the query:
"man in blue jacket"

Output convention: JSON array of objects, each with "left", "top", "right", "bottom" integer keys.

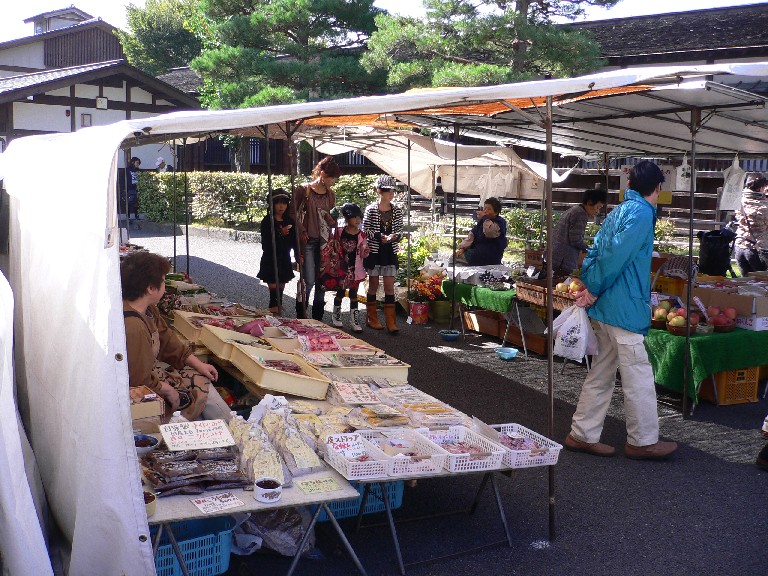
[{"left": 565, "top": 161, "right": 678, "bottom": 460}]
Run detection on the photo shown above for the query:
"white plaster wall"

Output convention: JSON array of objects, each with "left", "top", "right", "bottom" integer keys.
[
  {"left": 13, "top": 102, "right": 70, "bottom": 132},
  {"left": 130, "top": 88, "right": 153, "bottom": 105},
  {"left": 76, "top": 85, "right": 100, "bottom": 99},
  {"left": 103, "top": 85, "right": 125, "bottom": 101},
  {"left": 0, "top": 43, "right": 44, "bottom": 69},
  {"left": 47, "top": 87, "right": 71, "bottom": 97}
]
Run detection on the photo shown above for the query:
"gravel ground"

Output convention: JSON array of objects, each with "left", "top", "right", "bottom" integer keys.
[{"left": 130, "top": 223, "right": 768, "bottom": 576}]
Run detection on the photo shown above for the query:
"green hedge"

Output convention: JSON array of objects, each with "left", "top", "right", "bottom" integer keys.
[{"left": 137, "top": 171, "right": 380, "bottom": 228}]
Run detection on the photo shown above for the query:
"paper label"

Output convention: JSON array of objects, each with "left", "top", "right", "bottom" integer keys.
[
  {"left": 650, "top": 292, "right": 659, "bottom": 306},
  {"left": 331, "top": 381, "right": 380, "bottom": 404},
  {"left": 526, "top": 266, "right": 536, "bottom": 277},
  {"left": 159, "top": 419, "right": 235, "bottom": 451},
  {"left": 190, "top": 492, "right": 245, "bottom": 514},
  {"left": 296, "top": 476, "right": 342, "bottom": 495},
  {"left": 326, "top": 432, "right": 367, "bottom": 459},
  {"left": 693, "top": 296, "right": 709, "bottom": 321}
]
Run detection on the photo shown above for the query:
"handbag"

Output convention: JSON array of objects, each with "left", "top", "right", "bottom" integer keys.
[{"left": 318, "top": 227, "right": 348, "bottom": 290}]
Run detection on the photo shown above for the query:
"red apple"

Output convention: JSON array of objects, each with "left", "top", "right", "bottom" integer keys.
[
  {"left": 689, "top": 312, "right": 699, "bottom": 326},
  {"left": 706, "top": 306, "right": 721, "bottom": 318},
  {"left": 675, "top": 308, "right": 687, "bottom": 319},
  {"left": 722, "top": 307, "right": 738, "bottom": 320}
]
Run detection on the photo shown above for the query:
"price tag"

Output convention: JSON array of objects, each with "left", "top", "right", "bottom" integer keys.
[
  {"left": 693, "top": 296, "right": 709, "bottom": 322},
  {"left": 650, "top": 292, "right": 659, "bottom": 307},
  {"left": 159, "top": 419, "right": 235, "bottom": 451},
  {"left": 296, "top": 476, "right": 342, "bottom": 495},
  {"left": 526, "top": 266, "right": 536, "bottom": 277},
  {"left": 190, "top": 492, "right": 245, "bottom": 514},
  {"left": 326, "top": 432, "right": 366, "bottom": 459}
]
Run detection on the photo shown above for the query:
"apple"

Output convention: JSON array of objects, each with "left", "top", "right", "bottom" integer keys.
[
  {"left": 555, "top": 282, "right": 568, "bottom": 293},
  {"left": 568, "top": 280, "right": 583, "bottom": 293},
  {"left": 706, "top": 306, "right": 721, "bottom": 318},
  {"left": 689, "top": 312, "right": 700, "bottom": 326},
  {"left": 669, "top": 316, "right": 686, "bottom": 327},
  {"left": 658, "top": 300, "right": 672, "bottom": 312},
  {"left": 667, "top": 311, "right": 678, "bottom": 321},
  {"left": 722, "top": 307, "right": 738, "bottom": 320},
  {"left": 653, "top": 307, "right": 668, "bottom": 320},
  {"left": 675, "top": 307, "right": 687, "bottom": 319},
  {"left": 710, "top": 314, "right": 734, "bottom": 326}
]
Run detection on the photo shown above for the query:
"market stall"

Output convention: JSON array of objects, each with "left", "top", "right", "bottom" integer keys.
[{"left": 3, "top": 62, "right": 768, "bottom": 573}]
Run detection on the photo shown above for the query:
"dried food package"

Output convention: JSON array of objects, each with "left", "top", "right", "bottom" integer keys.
[
  {"left": 198, "top": 459, "right": 248, "bottom": 482},
  {"left": 143, "top": 449, "right": 197, "bottom": 465},
  {"left": 195, "top": 446, "right": 238, "bottom": 461}
]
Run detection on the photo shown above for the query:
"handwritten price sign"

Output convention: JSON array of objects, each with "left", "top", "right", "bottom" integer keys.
[
  {"left": 190, "top": 492, "right": 245, "bottom": 514},
  {"left": 159, "top": 419, "right": 235, "bottom": 451},
  {"left": 326, "top": 432, "right": 366, "bottom": 459},
  {"left": 296, "top": 476, "right": 342, "bottom": 495}
]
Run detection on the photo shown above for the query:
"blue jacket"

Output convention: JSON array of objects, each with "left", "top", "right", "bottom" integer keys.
[{"left": 581, "top": 189, "right": 656, "bottom": 335}]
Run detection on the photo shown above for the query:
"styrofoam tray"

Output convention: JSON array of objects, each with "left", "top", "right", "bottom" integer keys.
[
  {"left": 229, "top": 345, "right": 330, "bottom": 400},
  {"left": 199, "top": 324, "right": 271, "bottom": 361},
  {"left": 418, "top": 426, "right": 505, "bottom": 473}
]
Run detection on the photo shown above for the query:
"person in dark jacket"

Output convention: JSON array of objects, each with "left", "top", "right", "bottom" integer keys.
[
  {"left": 455, "top": 197, "right": 507, "bottom": 265},
  {"left": 257, "top": 190, "right": 296, "bottom": 313},
  {"left": 549, "top": 188, "right": 607, "bottom": 275},
  {"left": 565, "top": 161, "right": 678, "bottom": 461},
  {"left": 126, "top": 156, "right": 141, "bottom": 220}
]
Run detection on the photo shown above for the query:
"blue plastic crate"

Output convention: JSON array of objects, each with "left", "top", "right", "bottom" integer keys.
[
  {"left": 316, "top": 481, "right": 404, "bottom": 522},
  {"left": 150, "top": 517, "right": 235, "bottom": 576}
]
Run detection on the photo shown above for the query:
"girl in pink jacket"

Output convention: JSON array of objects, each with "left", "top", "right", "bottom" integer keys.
[{"left": 332, "top": 203, "right": 369, "bottom": 332}]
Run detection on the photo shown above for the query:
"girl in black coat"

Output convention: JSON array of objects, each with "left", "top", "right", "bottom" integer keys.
[{"left": 257, "top": 190, "right": 297, "bottom": 313}]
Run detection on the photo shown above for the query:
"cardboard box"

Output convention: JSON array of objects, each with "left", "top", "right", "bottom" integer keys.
[
  {"left": 692, "top": 285, "right": 768, "bottom": 330},
  {"left": 132, "top": 416, "right": 161, "bottom": 434},
  {"left": 129, "top": 386, "right": 164, "bottom": 420}
]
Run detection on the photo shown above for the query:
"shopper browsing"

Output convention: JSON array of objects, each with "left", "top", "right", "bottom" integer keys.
[
  {"left": 121, "top": 252, "right": 230, "bottom": 422},
  {"left": 455, "top": 197, "right": 507, "bottom": 265},
  {"left": 734, "top": 175, "right": 768, "bottom": 276},
  {"left": 257, "top": 190, "right": 297, "bottom": 314},
  {"left": 291, "top": 156, "right": 340, "bottom": 320},
  {"left": 331, "top": 203, "right": 370, "bottom": 332},
  {"left": 549, "top": 188, "right": 607, "bottom": 276},
  {"left": 566, "top": 160, "right": 678, "bottom": 461},
  {"left": 363, "top": 175, "right": 404, "bottom": 333}
]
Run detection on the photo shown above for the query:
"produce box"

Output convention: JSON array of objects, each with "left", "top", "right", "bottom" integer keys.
[
  {"left": 500, "top": 325, "right": 548, "bottom": 356},
  {"left": 199, "top": 324, "right": 271, "bottom": 361},
  {"left": 129, "top": 385, "right": 164, "bottom": 420},
  {"left": 692, "top": 285, "right": 768, "bottom": 331},
  {"left": 698, "top": 366, "right": 759, "bottom": 405},
  {"left": 229, "top": 345, "right": 330, "bottom": 400},
  {"left": 463, "top": 309, "right": 504, "bottom": 338},
  {"left": 264, "top": 336, "right": 379, "bottom": 355},
  {"left": 304, "top": 351, "right": 410, "bottom": 381},
  {"left": 652, "top": 275, "right": 687, "bottom": 298}
]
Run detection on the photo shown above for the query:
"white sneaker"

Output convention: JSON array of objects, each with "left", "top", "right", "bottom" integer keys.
[
  {"left": 332, "top": 305, "right": 343, "bottom": 327},
  {"left": 350, "top": 309, "right": 363, "bottom": 332}
]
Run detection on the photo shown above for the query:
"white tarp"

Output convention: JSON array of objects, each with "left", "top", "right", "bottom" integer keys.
[
  {"left": 2, "top": 61, "right": 768, "bottom": 574},
  {"left": 5, "top": 123, "right": 156, "bottom": 575},
  {"left": 0, "top": 271, "right": 53, "bottom": 576},
  {"left": 304, "top": 130, "right": 573, "bottom": 198}
]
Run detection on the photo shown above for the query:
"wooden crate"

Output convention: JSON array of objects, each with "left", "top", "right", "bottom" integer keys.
[
  {"left": 699, "top": 366, "right": 759, "bottom": 405},
  {"left": 499, "top": 324, "right": 549, "bottom": 356},
  {"left": 463, "top": 309, "right": 504, "bottom": 338},
  {"left": 515, "top": 279, "right": 577, "bottom": 311}
]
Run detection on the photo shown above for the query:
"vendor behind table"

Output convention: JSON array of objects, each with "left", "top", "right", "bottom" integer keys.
[
  {"left": 455, "top": 197, "right": 507, "bottom": 266},
  {"left": 548, "top": 188, "right": 606, "bottom": 276}
]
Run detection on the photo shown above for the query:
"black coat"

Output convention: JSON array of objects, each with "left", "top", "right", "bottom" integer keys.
[{"left": 257, "top": 215, "right": 297, "bottom": 284}]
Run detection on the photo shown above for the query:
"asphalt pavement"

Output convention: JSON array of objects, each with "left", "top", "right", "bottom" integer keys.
[{"left": 129, "top": 222, "right": 768, "bottom": 576}]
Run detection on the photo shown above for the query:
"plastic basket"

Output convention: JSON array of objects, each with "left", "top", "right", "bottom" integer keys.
[
  {"left": 699, "top": 366, "right": 759, "bottom": 405},
  {"left": 315, "top": 481, "right": 405, "bottom": 522},
  {"left": 150, "top": 517, "right": 235, "bottom": 576},
  {"left": 489, "top": 423, "right": 562, "bottom": 469},
  {"left": 419, "top": 426, "right": 504, "bottom": 473},
  {"left": 324, "top": 437, "right": 391, "bottom": 480},
  {"left": 359, "top": 429, "right": 448, "bottom": 477}
]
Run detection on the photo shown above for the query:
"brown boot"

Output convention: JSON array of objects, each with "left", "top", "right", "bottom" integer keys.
[
  {"left": 384, "top": 302, "right": 399, "bottom": 333},
  {"left": 366, "top": 301, "right": 383, "bottom": 330}
]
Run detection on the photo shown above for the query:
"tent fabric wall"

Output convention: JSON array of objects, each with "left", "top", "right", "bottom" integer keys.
[
  {"left": 0, "top": 272, "right": 54, "bottom": 575},
  {"left": 4, "top": 124, "right": 156, "bottom": 575}
]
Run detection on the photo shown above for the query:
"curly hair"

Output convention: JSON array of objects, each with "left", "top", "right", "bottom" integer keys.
[
  {"left": 311, "top": 156, "right": 341, "bottom": 178},
  {"left": 120, "top": 252, "right": 171, "bottom": 300},
  {"left": 484, "top": 197, "right": 502, "bottom": 214}
]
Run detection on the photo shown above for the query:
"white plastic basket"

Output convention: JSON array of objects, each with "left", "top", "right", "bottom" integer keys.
[
  {"left": 419, "top": 426, "right": 504, "bottom": 473},
  {"left": 490, "top": 423, "right": 562, "bottom": 469},
  {"left": 324, "top": 437, "right": 391, "bottom": 480},
  {"left": 359, "top": 429, "right": 448, "bottom": 477}
]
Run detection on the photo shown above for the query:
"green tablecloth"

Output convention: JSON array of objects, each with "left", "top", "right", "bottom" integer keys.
[
  {"left": 441, "top": 279, "right": 516, "bottom": 314},
  {"left": 645, "top": 327, "right": 768, "bottom": 400}
]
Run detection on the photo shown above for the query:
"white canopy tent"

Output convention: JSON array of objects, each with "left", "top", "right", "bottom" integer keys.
[{"left": 1, "top": 62, "right": 768, "bottom": 573}]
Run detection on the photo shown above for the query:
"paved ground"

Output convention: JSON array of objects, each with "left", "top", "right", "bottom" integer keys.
[{"left": 129, "top": 223, "right": 768, "bottom": 576}]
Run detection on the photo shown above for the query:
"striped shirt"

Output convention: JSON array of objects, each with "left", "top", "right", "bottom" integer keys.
[{"left": 362, "top": 202, "right": 403, "bottom": 254}]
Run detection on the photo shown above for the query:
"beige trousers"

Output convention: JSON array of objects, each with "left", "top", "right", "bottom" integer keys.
[{"left": 570, "top": 320, "right": 660, "bottom": 447}]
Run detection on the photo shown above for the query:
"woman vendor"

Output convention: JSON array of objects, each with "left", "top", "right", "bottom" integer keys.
[
  {"left": 455, "top": 197, "right": 507, "bottom": 266},
  {"left": 121, "top": 252, "right": 230, "bottom": 421},
  {"left": 549, "top": 188, "right": 607, "bottom": 276}
]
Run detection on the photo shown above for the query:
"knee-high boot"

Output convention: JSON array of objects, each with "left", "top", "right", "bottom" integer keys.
[
  {"left": 384, "top": 303, "right": 399, "bottom": 333},
  {"left": 366, "top": 296, "right": 383, "bottom": 330}
]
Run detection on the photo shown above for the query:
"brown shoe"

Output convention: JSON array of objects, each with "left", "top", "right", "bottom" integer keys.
[
  {"left": 366, "top": 301, "right": 384, "bottom": 330},
  {"left": 563, "top": 434, "right": 615, "bottom": 457},
  {"left": 624, "top": 441, "right": 678, "bottom": 461}
]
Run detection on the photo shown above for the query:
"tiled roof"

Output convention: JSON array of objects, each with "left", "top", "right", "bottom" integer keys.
[
  {"left": 0, "top": 19, "right": 115, "bottom": 51},
  {"left": 566, "top": 3, "right": 768, "bottom": 60},
  {"left": 156, "top": 67, "right": 203, "bottom": 96},
  {"left": 0, "top": 61, "right": 121, "bottom": 95},
  {"left": 23, "top": 7, "right": 93, "bottom": 23}
]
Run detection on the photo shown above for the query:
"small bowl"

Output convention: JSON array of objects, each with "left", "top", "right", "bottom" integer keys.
[
  {"left": 495, "top": 347, "right": 519, "bottom": 360},
  {"left": 144, "top": 491, "right": 157, "bottom": 517},
  {"left": 254, "top": 477, "right": 282, "bottom": 504},
  {"left": 439, "top": 329, "right": 461, "bottom": 342},
  {"left": 696, "top": 323, "right": 714, "bottom": 335},
  {"left": 134, "top": 434, "right": 159, "bottom": 456},
  {"left": 666, "top": 322, "right": 689, "bottom": 336},
  {"left": 713, "top": 322, "right": 736, "bottom": 333}
]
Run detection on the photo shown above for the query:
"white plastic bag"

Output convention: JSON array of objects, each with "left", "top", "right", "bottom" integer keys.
[{"left": 552, "top": 305, "right": 598, "bottom": 362}]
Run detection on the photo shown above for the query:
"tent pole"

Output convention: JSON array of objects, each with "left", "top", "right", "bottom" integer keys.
[
  {"left": 450, "top": 125, "right": 459, "bottom": 331},
  {"left": 264, "top": 126, "right": 281, "bottom": 314},
  {"left": 545, "top": 96, "right": 556, "bottom": 542},
  {"left": 681, "top": 109, "right": 700, "bottom": 418},
  {"left": 172, "top": 142, "right": 178, "bottom": 272},
  {"left": 407, "top": 140, "right": 412, "bottom": 296},
  {"left": 287, "top": 123, "right": 304, "bottom": 317},
  {"left": 183, "top": 138, "right": 190, "bottom": 275}
]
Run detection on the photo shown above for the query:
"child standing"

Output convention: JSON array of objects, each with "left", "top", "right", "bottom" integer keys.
[
  {"left": 332, "top": 203, "right": 369, "bottom": 332},
  {"left": 257, "top": 190, "right": 296, "bottom": 313},
  {"left": 363, "top": 175, "right": 403, "bottom": 333}
]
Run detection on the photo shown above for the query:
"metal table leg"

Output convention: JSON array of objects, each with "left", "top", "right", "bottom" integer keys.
[
  {"left": 164, "top": 523, "right": 191, "bottom": 576},
  {"left": 490, "top": 474, "right": 513, "bottom": 547},
  {"left": 324, "top": 503, "right": 369, "bottom": 576},
  {"left": 469, "top": 473, "right": 491, "bottom": 515},
  {"left": 380, "top": 481, "right": 406, "bottom": 576},
  {"left": 355, "top": 484, "right": 371, "bottom": 532},
  {"left": 286, "top": 504, "right": 323, "bottom": 576}
]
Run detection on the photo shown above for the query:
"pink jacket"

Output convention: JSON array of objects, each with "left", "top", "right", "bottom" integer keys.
[{"left": 352, "top": 230, "right": 369, "bottom": 283}]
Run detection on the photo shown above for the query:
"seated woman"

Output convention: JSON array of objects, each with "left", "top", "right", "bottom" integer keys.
[
  {"left": 549, "top": 188, "right": 607, "bottom": 276},
  {"left": 456, "top": 197, "right": 507, "bottom": 265},
  {"left": 121, "top": 252, "right": 230, "bottom": 422}
]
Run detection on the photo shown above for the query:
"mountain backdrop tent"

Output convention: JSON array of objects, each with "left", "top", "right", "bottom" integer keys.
[{"left": 1, "top": 62, "right": 768, "bottom": 573}]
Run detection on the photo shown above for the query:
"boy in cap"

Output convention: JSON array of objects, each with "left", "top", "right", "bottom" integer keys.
[{"left": 332, "top": 203, "right": 369, "bottom": 331}]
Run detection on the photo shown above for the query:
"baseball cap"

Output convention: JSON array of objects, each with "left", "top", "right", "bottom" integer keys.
[
  {"left": 155, "top": 157, "right": 165, "bottom": 167},
  {"left": 375, "top": 175, "right": 397, "bottom": 190},
  {"left": 340, "top": 202, "right": 363, "bottom": 220}
]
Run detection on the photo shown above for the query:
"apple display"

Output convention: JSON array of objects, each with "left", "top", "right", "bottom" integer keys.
[
  {"left": 706, "top": 306, "right": 721, "bottom": 318},
  {"left": 653, "top": 307, "right": 668, "bottom": 320},
  {"left": 555, "top": 282, "right": 568, "bottom": 293},
  {"left": 669, "top": 316, "right": 686, "bottom": 327},
  {"left": 722, "top": 307, "right": 738, "bottom": 320},
  {"left": 658, "top": 300, "right": 672, "bottom": 311}
]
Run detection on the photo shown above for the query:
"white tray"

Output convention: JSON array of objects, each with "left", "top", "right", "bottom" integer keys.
[
  {"left": 324, "top": 437, "right": 391, "bottom": 480},
  {"left": 419, "top": 426, "right": 505, "bottom": 473},
  {"left": 488, "top": 423, "right": 562, "bottom": 469},
  {"left": 199, "top": 324, "right": 271, "bottom": 361},
  {"left": 360, "top": 429, "right": 447, "bottom": 477}
]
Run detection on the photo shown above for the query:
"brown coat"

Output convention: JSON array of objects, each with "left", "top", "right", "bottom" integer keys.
[
  {"left": 123, "top": 302, "right": 192, "bottom": 392},
  {"left": 290, "top": 183, "right": 336, "bottom": 249}
]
